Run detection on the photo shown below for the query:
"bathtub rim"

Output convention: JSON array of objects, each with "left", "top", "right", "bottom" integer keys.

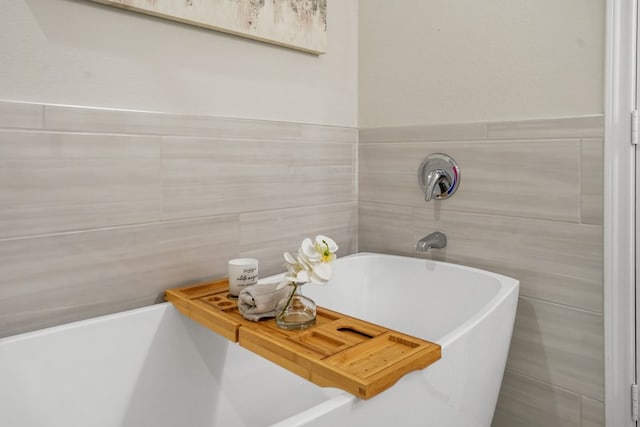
[
  {"left": 0, "top": 303, "right": 167, "bottom": 345},
  {"left": 1, "top": 252, "right": 520, "bottom": 351}
]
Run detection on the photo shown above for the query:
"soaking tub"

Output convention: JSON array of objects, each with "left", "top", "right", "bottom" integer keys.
[{"left": 0, "top": 253, "right": 518, "bottom": 427}]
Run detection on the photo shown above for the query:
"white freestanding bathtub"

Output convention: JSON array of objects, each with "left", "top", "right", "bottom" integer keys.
[{"left": 0, "top": 253, "right": 518, "bottom": 427}]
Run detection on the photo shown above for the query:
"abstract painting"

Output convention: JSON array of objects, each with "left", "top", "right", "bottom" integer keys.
[{"left": 88, "top": 0, "right": 328, "bottom": 54}]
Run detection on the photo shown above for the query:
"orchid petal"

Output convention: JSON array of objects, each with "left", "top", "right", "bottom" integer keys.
[
  {"left": 297, "top": 254, "right": 313, "bottom": 270},
  {"left": 315, "top": 235, "right": 338, "bottom": 253},
  {"left": 313, "top": 262, "right": 333, "bottom": 282},
  {"left": 300, "top": 238, "right": 322, "bottom": 262},
  {"left": 310, "top": 269, "right": 330, "bottom": 284},
  {"left": 283, "top": 251, "right": 297, "bottom": 265},
  {"left": 296, "top": 270, "right": 311, "bottom": 283}
]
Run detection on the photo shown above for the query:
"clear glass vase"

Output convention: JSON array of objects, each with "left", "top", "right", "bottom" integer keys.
[{"left": 275, "top": 283, "right": 316, "bottom": 330}]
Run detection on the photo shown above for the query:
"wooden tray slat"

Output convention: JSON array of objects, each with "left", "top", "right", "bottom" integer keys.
[{"left": 165, "top": 278, "right": 441, "bottom": 400}]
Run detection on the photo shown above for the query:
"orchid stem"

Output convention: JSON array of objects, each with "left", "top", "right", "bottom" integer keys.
[{"left": 277, "top": 283, "right": 298, "bottom": 320}]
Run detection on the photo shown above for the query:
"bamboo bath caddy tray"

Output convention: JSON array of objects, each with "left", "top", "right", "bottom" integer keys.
[{"left": 165, "top": 279, "right": 441, "bottom": 400}]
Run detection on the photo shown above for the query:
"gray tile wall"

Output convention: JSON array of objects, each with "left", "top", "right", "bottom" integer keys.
[
  {"left": 359, "top": 116, "right": 604, "bottom": 427},
  {"left": 0, "top": 101, "right": 358, "bottom": 337},
  {"left": 0, "top": 99, "right": 604, "bottom": 425}
]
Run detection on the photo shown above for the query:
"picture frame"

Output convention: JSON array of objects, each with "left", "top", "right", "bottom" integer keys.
[{"left": 88, "top": 0, "right": 327, "bottom": 54}]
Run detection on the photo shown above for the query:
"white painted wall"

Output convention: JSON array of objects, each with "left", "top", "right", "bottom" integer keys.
[
  {"left": 358, "top": 0, "right": 605, "bottom": 127},
  {"left": 0, "top": 0, "right": 357, "bottom": 127}
]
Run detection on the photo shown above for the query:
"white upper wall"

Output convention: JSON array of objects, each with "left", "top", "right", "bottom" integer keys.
[
  {"left": 0, "top": 1, "right": 606, "bottom": 129},
  {"left": 358, "top": 0, "right": 605, "bottom": 128},
  {"left": 0, "top": 0, "right": 358, "bottom": 127}
]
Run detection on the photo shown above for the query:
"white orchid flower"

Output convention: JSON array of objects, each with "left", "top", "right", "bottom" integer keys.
[{"left": 278, "top": 235, "right": 339, "bottom": 289}]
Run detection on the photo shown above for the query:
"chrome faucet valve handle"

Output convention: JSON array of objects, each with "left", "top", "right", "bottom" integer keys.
[
  {"left": 424, "top": 169, "right": 452, "bottom": 201},
  {"left": 418, "top": 154, "right": 460, "bottom": 202}
]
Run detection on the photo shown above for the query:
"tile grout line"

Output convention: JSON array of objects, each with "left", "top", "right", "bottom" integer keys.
[
  {"left": 359, "top": 200, "right": 599, "bottom": 228},
  {"left": 504, "top": 368, "right": 604, "bottom": 404},
  {"left": 518, "top": 295, "right": 603, "bottom": 316}
]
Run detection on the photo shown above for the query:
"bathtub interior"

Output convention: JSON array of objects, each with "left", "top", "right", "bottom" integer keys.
[
  {"left": 0, "top": 304, "right": 343, "bottom": 427},
  {"left": 303, "top": 253, "right": 507, "bottom": 343}
]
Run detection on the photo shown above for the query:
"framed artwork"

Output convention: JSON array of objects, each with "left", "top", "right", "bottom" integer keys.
[{"left": 88, "top": 0, "right": 327, "bottom": 54}]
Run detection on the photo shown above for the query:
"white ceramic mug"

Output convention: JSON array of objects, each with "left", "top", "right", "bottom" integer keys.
[{"left": 228, "top": 258, "right": 259, "bottom": 297}]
